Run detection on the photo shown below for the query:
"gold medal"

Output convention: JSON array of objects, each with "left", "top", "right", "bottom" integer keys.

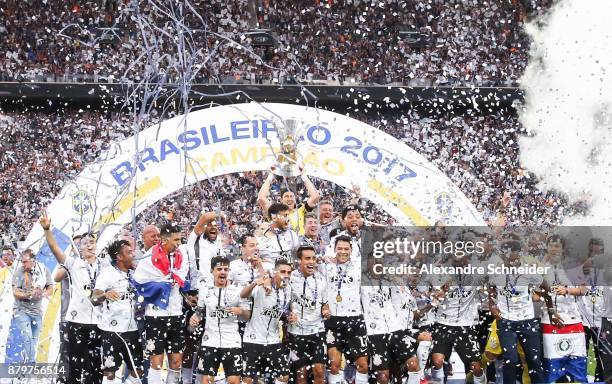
[
  {"left": 592, "top": 296, "right": 597, "bottom": 304},
  {"left": 83, "top": 289, "right": 92, "bottom": 297},
  {"left": 511, "top": 296, "right": 519, "bottom": 303},
  {"left": 336, "top": 295, "right": 343, "bottom": 302}
]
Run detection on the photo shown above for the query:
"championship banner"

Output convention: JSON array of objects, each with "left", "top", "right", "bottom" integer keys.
[{"left": 3, "top": 102, "right": 484, "bottom": 362}]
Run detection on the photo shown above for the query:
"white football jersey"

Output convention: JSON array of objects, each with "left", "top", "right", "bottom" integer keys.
[
  {"left": 64, "top": 255, "right": 110, "bottom": 325},
  {"left": 489, "top": 269, "right": 543, "bottom": 321},
  {"left": 244, "top": 284, "right": 291, "bottom": 345},
  {"left": 95, "top": 266, "right": 138, "bottom": 332},
  {"left": 361, "top": 284, "right": 403, "bottom": 335},
  {"left": 198, "top": 283, "right": 245, "bottom": 348},
  {"left": 287, "top": 270, "right": 328, "bottom": 336},
  {"left": 320, "top": 260, "right": 362, "bottom": 317}
]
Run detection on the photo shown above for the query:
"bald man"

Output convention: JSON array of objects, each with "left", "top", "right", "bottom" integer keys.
[{"left": 142, "top": 225, "right": 161, "bottom": 251}]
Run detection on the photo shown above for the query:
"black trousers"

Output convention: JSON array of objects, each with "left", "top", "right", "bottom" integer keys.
[
  {"left": 56, "top": 322, "right": 70, "bottom": 384},
  {"left": 66, "top": 322, "right": 103, "bottom": 384},
  {"left": 601, "top": 318, "right": 612, "bottom": 383}
]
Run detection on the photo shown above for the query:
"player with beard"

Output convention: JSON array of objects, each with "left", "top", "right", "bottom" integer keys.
[
  {"left": 189, "top": 256, "right": 250, "bottom": 384},
  {"left": 40, "top": 211, "right": 108, "bottom": 384},
  {"left": 91, "top": 240, "right": 142, "bottom": 384},
  {"left": 133, "top": 224, "right": 189, "bottom": 384},
  {"left": 320, "top": 236, "right": 369, "bottom": 384},
  {"left": 240, "top": 259, "right": 293, "bottom": 384},
  {"left": 487, "top": 239, "right": 546, "bottom": 384},
  {"left": 326, "top": 205, "right": 364, "bottom": 262},
  {"left": 286, "top": 246, "right": 330, "bottom": 384},
  {"left": 427, "top": 252, "right": 486, "bottom": 384},
  {"left": 187, "top": 211, "right": 228, "bottom": 287},
  {"left": 361, "top": 263, "right": 421, "bottom": 384},
  {"left": 257, "top": 170, "right": 320, "bottom": 236},
  {"left": 258, "top": 203, "right": 300, "bottom": 264},
  {"left": 183, "top": 212, "right": 227, "bottom": 383}
]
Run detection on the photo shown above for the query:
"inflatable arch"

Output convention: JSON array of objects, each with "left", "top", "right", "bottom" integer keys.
[{"left": 2, "top": 102, "right": 484, "bottom": 362}]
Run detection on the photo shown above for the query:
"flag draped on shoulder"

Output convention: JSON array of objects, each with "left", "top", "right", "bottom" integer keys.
[{"left": 131, "top": 244, "right": 191, "bottom": 309}]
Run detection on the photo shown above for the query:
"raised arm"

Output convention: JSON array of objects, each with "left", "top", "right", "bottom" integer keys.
[
  {"left": 301, "top": 173, "right": 320, "bottom": 208},
  {"left": 257, "top": 172, "right": 275, "bottom": 217},
  {"left": 39, "top": 211, "right": 66, "bottom": 264},
  {"left": 193, "top": 211, "right": 220, "bottom": 236},
  {"left": 54, "top": 267, "right": 68, "bottom": 283}
]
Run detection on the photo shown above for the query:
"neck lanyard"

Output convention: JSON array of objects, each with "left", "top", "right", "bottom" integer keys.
[
  {"left": 243, "top": 258, "right": 255, "bottom": 282},
  {"left": 301, "top": 272, "right": 318, "bottom": 304},
  {"left": 276, "top": 232, "right": 286, "bottom": 254},
  {"left": 336, "top": 262, "right": 349, "bottom": 299},
  {"left": 216, "top": 287, "right": 228, "bottom": 307},
  {"left": 274, "top": 281, "right": 289, "bottom": 313},
  {"left": 86, "top": 258, "right": 101, "bottom": 288},
  {"left": 552, "top": 265, "right": 560, "bottom": 310},
  {"left": 377, "top": 279, "right": 387, "bottom": 308},
  {"left": 590, "top": 267, "right": 597, "bottom": 287},
  {"left": 505, "top": 273, "right": 522, "bottom": 309},
  {"left": 505, "top": 273, "right": 522, "bottom": 295}
]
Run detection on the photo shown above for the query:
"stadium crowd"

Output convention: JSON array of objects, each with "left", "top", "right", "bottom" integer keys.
[{"left": 0, "top": 0, "right": 553, "bottom": 85}]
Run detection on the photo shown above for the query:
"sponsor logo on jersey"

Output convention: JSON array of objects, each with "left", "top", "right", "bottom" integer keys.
[
  {"left": 211, "top": 307, "right": 234, "bottom": 319},
  {"left": 295, "top": 294, "right": 317, "bottom": 310},
  {"left": 368, "top": 290, "right": 391, "bottom": 305},
  {"left": 262, "top": 305, "right": 283, "bottom": 319},
  {"left": 329, "top": 275, "right": 355, "bottom": 284},
  {"left": 446, "top": 287, "right": 473, "bottom": 299}
]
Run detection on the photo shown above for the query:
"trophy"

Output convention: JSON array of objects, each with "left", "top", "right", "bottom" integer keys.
[{"left": 272, "top": 118, "right": 303, "bottom": 177}]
